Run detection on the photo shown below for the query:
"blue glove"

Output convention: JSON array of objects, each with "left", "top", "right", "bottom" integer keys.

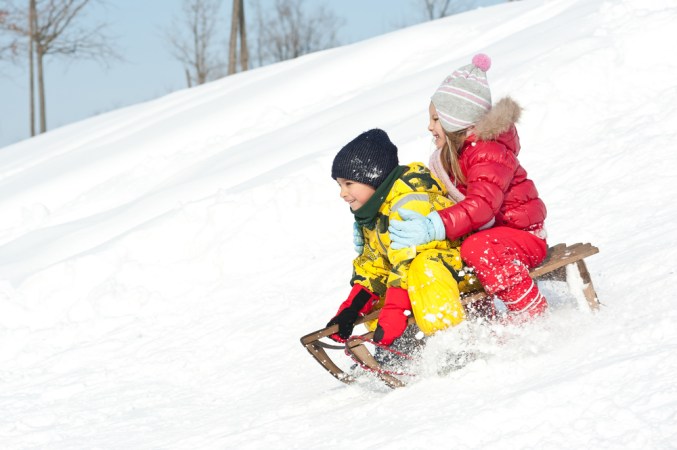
[
  {"left": 353, "top": 222, "right": 364, "bottom": 253},
  {"left": 388, "top": 209, "right": 446, "bottom": 249}
]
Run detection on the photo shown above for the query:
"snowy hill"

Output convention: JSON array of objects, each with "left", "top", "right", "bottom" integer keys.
[{"left": 2, "top": 0, "right": 677, "bottom": 447}]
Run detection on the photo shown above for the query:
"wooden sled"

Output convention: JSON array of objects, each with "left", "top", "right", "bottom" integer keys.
[{"left": 300, "top": 242, "right": 600, "bottom": 388}]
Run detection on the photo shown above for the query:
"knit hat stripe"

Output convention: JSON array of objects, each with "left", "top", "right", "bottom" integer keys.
[
  {"left": 450, "top": 69, "right": 490, "bottom": 86},
  {"left": 444, "top": 75, "right": 491, "bottom": 98},
  {"left": 435, "top": 86, "right": 492, "bottom": 109},
  {"left": 436, "top": 108, "right": 475, "bottom": 129}
]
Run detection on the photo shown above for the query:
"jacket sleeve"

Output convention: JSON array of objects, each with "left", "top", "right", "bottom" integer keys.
[
  {"left": 331, "top": 284, "right": 380, "bottom": 318},
  {"left": 351, "top": 252, "right": 388, "bottom": 299},
  {"left": 437, "top": 141, "right": 518, "bottom": 241}
]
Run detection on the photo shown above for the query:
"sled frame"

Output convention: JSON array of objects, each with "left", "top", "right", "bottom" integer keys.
[{"left": 300, "top": 242, "right": 600, "bottom": 387}]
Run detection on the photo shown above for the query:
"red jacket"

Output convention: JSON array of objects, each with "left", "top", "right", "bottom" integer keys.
[{"left": 437, "top": 97, "right": 547, "bottom": 241}]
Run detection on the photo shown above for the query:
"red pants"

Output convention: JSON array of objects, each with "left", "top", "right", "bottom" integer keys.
[{"left": 460, "top": 227, "right": 548, "bottom": 317}]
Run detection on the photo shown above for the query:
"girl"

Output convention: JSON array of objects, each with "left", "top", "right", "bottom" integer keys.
[{"left": 388, "top": 54, "right": 549, "bottom": 320}]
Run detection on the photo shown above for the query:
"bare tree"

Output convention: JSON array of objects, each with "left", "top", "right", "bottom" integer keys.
[
  {"left": 0, "top": 8, "right": 18, "bottom": 62},
  {"left": 3, "top": 0, "right": 118, "bottom": 134},
  {"left": 237, "top": 0, "right": 248, "bottom": 71},
  {"left": 227, "top": 0, "right": 248, "bottom": 75},
  {"left": 29, "top": 0, "right": 37, "bottom": 136},
  {"left": 1, "top": 1, "right": 38, "bottom": 135},
  {"left": 254, "top": 0, "right": 343, "bottom": 66},
  {"left": 166, "top": 0, "right": 225, "bottom": 87},
  {"left": 417, "top": 0, "right": 475, "bottom": 20},
  {"left": 0, "top": 9, "right": 7, "bottom": 58}
]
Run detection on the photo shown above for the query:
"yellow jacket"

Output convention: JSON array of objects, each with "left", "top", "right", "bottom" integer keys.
[{"left": 352, "top": 163, "right": 459, "bottom": 295}]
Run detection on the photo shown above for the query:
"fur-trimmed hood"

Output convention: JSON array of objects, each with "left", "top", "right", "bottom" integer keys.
[{"left": 473, "top": 97, "right": 522, "bottom": 140}]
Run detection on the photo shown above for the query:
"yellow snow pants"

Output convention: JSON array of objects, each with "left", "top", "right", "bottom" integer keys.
[{"left": 407, "top": 248, "right": 481, "bottom": 335}]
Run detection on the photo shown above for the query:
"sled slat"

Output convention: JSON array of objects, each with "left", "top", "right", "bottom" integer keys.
[
  {"left": 576, "top": 258, "right": 600, "bottom": 310},
  {"left": 531, "top": 242, "right": 598, "bottom": 278},
  {"left": 300, "top": 310, "right": 381, "bottom": 345},
  {"left": 303, "top": 341, "right": 356, "bottom": 384}
]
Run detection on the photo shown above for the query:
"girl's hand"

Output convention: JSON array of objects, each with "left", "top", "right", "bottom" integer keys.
[{"left": 388, "top": 209, "right": 445, "bottom": 249}]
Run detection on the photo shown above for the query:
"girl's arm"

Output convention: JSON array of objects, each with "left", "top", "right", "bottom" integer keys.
[{"left": 437, "top": 141, "right": 518, "bottom": 241}]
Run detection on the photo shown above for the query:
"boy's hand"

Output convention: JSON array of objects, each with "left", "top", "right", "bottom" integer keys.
[
  {"left": 326, "top": 308, "right": 359, "bottom": 342},
  {"left": 353, "top": 222, "right": 364, "bottom": 254},
  {"left": 327, "top": 285, "right": 378, "bottom": 342},
  {"left": 388, "top": 209, "right": 445, "bottom": 249}
]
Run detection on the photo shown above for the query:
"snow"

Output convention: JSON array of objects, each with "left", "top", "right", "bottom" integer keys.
[{"left": 2, "top": 0, "right": 677, "bottom": 447}]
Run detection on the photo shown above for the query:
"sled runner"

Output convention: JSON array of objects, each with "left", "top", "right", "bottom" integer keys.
[{"left": 300, "top": 242, "right": 600, "bottom": 388}]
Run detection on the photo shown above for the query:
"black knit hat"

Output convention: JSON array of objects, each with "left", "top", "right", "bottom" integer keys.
[{"left": 331, "top": 129, "right": 399, "bottom": 188}]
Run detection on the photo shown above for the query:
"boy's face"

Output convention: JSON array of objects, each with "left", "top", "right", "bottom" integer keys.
[{"left": 336, "top": 178, "right": 376, "bottom": 211}]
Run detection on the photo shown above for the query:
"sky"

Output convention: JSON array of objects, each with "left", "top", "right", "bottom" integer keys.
[
  {"left": 0, "top": 0, "right": 501, "bottom": 149},
  {"left": 1, "top": 0, "right": 676, "bottom": 447}
]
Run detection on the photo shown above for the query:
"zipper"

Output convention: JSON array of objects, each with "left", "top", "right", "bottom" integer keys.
[{"left": 375, "top": 227, "right": 388, "bottom": 254}]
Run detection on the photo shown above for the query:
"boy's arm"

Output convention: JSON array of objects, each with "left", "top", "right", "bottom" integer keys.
[{"left": 324, "top": 245, "right": 388, "bottom": 343}]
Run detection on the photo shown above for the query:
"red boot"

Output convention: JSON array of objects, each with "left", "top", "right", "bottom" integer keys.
[{"left": 498, "top": 277, "right": 548, "bottom": 320}]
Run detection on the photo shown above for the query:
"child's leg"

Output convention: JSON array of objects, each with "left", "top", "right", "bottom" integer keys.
[
  {"left": 407, "top": 249, "right": 471, "bottom": 335},
  {"left": 460, "top": 227, "right": 548, "bottom": 317}
]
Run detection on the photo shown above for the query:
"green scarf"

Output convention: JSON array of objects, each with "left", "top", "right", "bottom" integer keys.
[{"left": 352, "top": 166, "right": 406, "bottom": 229}]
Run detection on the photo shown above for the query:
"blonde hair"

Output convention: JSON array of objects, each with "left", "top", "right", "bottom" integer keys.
[{"left": 440, "top": 129, "right": 469, "bottom": 186}]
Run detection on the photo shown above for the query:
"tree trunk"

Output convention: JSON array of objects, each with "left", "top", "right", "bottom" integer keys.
[
  {"left": 228, "top": 0, "right": 240, "bottom": 75},
  {"left": 238, "top": 0, "right": 248, "bottom": 71},
  {"left": 191, "top": 13, "right": 205, "bottom": 84},
  {"left": 29, "top": 0, "right": 36, "bottom": 136},
  {"left": 36, "top": 43, "right": 46, "bottom": 133}
]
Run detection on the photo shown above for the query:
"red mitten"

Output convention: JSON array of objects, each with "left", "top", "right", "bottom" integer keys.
[
  {"left": 373, "top": 287, "right": 412, "bottom": 346},
  {"left": 327, "top": 284, "right": 379, "bottom": 342}
]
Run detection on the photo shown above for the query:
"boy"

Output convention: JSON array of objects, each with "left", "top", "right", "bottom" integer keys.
[{"left": 327, "top": 128, "right": 480, "bottom": 346}]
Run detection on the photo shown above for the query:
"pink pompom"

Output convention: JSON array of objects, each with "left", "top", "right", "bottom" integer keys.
[{"left": 472, "top": 53, "right": 491, "bottom": 72}]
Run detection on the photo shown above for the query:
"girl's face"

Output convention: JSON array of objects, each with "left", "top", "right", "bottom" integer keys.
[
  {"left": 428, "top": 102, "right": 447, "bottom": 150},
  {"left": 336, "top": 178, "right": 376, "bottom": 211}
]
